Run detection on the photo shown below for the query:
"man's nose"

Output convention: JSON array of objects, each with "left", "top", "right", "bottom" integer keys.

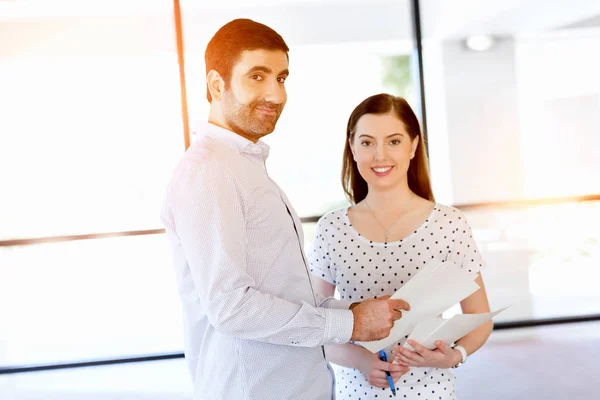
[{"left": 263, "top": 78, "right": 285, "bottom": 104}]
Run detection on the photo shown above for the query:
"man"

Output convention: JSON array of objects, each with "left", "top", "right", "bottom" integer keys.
[{"left": 161, "top": 19, "right": 409, "bottom": 400}]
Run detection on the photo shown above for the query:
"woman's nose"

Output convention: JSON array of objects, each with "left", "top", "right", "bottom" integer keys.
[{"left": 374, "top": 144, "right": 387, "bottom": 160}]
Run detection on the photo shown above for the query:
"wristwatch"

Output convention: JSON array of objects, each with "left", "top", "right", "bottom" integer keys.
[{"left": 451, "top": 345, "right": 467, "bottom": 368}]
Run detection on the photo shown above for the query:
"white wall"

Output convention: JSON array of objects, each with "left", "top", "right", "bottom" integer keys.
[
  {"left": 435, "top": 38, "right": 525, "bottom": 205},
  {"left": 515, "top": 28, "right": 600, "bottom": 198},
  {"left": 423, "top": 28, "right": 600, "bottom": 205}
]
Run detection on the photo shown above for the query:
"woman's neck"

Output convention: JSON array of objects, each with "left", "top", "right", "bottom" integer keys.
[{"left": 363, "top": 183, "right": 418, "bottom": 213}]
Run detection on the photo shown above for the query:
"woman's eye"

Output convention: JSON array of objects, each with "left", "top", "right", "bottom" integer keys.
[
  {"left": 390, "top": 139, "right": 401, "bottom": 145},
  {"left": 360, "top": 141, "right": 372, "bottom": 147}
]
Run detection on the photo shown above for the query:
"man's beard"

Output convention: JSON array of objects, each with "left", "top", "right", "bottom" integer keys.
[{"left": 222, "top": 92, "right": 283, "bottom": 140}]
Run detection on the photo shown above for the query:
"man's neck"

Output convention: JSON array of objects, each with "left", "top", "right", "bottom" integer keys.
[{"left": 207, "top": 114, "right": 259, "bottom": 144}]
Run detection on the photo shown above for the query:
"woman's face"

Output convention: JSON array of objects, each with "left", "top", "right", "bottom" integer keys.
[{"left": 350, "top": 111, "right": 419, "bottom": 193}]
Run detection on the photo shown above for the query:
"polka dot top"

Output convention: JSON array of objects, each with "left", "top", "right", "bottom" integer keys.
[{"left": 308, "top": 203, "right": 486, "bottom": 400}]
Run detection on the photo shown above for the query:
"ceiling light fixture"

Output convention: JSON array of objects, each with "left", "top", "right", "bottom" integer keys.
[{"left": 464, "top": 35, "right": 496, "bottom": 52}]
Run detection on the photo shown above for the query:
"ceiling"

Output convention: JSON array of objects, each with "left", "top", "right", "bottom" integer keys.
[{"left": 1, "top": 0, "right": 599, "bottom": 49}]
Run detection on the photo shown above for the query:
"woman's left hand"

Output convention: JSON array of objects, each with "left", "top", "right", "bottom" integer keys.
[{"left": 392, "top": 340, "right": 462, "bottom": 369}]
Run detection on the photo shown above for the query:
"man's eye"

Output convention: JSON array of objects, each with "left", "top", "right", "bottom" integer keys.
[
  {"left": 250, "top": 75, "right": 263, "bottom": 81},
  {"left": 277, "top": 76, "right": 287, "bottom": 83}
]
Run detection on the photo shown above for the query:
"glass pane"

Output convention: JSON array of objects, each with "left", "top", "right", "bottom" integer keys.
[
  {"left": 302, "top": 222, "right": 317, "bottom": 252},
  {"left": 421, "top": 1, "right": 600, "bottom": 320},
  {"left": 466, "top": 200, "right": 600, "bottom": 323},
  {"left": 0, "top": 234, "right": 183, "bottom": 367},
  {"left": 0, "top": 5, "right": 186, "bottom": 367},
  {"left": 0, "top": 12, "right": 184, "bottom": 240},
  {"left": 266, "top": 42, "right": 415, "bottom": 217},
  {"left": 420, "top": 1, "right": 600, "bottom": 204}
]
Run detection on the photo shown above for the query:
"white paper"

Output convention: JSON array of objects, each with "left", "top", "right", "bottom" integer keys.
[
  {"left": 402, "top": 306, "right": 509, "bottom": 351},
  {"left": 356, "top": 260, "right": 481, "bottom": 353}
]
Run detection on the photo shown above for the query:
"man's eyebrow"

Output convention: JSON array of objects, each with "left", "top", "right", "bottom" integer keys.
[
  {"left": 247, "top": 66, "right": 272, "bottom": 74},
  {"left": 246, "top": 66, "right": 289, "bottom": 76}
]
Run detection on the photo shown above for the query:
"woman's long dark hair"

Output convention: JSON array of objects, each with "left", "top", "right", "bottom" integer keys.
[{"left": 342, "top": 93, "right": 434, "bottom": 204}]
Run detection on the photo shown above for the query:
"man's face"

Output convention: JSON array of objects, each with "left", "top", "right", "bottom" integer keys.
[{"left": 221, "top": 49, "right": 289, "bottom": 142}]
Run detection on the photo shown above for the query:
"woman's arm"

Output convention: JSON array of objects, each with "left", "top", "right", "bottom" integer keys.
[
  {"left": 454, "top": 273, "right": 493, "bottom": 357},
  {"left": 314, "top": 278, "right": 368, "bottom": 368},
  {"left": 314, "top": 278, "right": 408, "bottom": 386},
  {"left": 393, "top": 273, "right": 493, "bottom": 368}
]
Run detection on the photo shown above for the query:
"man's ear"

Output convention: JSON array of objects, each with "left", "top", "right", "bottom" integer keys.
[{"left": 206, "top": 70, "right": 225, "bottom": 102}]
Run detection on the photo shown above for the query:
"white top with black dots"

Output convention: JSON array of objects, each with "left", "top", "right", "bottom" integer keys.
[{"left": 309, "top": 204, "right": 486, "bottom": 400}]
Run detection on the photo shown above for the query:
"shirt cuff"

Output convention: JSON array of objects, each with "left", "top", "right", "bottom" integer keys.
[
  {"left": 323, "top": 308, "right": 354, "bottom": 345},
  {"left": 320, "top": 297, "right": 354, "bottom": 310}
]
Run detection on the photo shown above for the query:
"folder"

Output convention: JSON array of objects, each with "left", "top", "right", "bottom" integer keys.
[
  {"left": 402, "top": 307, "right": 508, "bottom": 351},
  {"left": 356, "top": 259, "right": 506, "bottom": 353}
]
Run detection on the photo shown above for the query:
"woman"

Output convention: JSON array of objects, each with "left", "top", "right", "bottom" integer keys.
[{"left": 308, "top": 93, "right": 492, "bottom": 400}]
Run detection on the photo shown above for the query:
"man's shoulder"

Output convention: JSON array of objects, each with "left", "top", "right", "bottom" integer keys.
[
  {"left": 165, "top": 142, "right": 237, "bottom": 193},
  {"left": 171, "top": 137, "right": 241, "bottom": 177},
  {"left": 184, "top": 136, "right": 238, "bottom": 164}
]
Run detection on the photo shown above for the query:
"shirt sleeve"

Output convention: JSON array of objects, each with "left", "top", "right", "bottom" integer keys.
[
  {"left": 448, "top": 210, "right": 487, "bottom": 274},
  {"left": 165, "top": 159, "right": 353, "bottom": 347}
]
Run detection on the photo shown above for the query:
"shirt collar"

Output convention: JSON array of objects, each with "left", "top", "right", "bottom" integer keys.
[{"left": 196, "top": 121, "right": 270, "bottom": 161}]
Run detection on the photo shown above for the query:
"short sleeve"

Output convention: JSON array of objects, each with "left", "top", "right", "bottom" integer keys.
[
  {"left": 308, "top": 216, "right": 336, "bottom": 285},
  {"left": 449, "top": 211, "right": 486, "bottom": 274}
]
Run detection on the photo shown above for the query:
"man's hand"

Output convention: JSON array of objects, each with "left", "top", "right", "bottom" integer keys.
[{"left": 350, "top": 295, "right": 410, "bottom": 342}]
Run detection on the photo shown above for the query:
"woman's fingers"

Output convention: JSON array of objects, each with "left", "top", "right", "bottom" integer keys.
[
  {"left": 436, "top": 341, "right": 454, "bottom": 355},
  {"left": 393, "top": 359, "right": 409, "bottom": 367},
  {"left": 395, "top": 353, "right": 419, "bottom": 366},
  {"left": 369, "top": 365, "right": 407, "bottom": 388},
  {"left": 391, "top": 371, "right": 406, "bottom": 382},
  {"left": 370, "top": 378, "right": 391, "bottom": 388},
  {"left": 369, "top": 368, "right": 387, "bottom": 380},
  {"left": 378, "top": 360, "right": 407, "bottom": 373},
  {"left": 396, "top": 347, "right": 424, "bottom": 363},
  {"left": 407, "top": 340, "right": 431, "bottom": 356},
  {"left": 366, "top": 354, "right": 410, "bottom": 388}
]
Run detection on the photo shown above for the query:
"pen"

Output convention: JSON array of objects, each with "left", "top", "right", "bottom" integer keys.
[{"left": 378, "top": 350, "right": 396, "bottom": 397}]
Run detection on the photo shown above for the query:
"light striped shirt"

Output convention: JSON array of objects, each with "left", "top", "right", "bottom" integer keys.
[{"left": 161, "top": 121, "right": 355, "bottom": 400}]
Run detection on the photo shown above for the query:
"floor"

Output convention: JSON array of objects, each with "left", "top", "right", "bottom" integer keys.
[
  {"left": 453, "top": 321, "right": 600, "bottom": 400},
  {"left": 1, "top": 321, "right": 599, "bottom": 400}
]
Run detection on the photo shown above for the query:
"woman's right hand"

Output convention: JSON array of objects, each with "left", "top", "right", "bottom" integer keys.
[{"left": 358, "top": 351, "right": 409, "bottom": 388}]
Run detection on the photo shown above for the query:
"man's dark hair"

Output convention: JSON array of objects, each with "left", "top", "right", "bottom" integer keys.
[{"left": 205, "top": 18, "right": 290, "bottom": 102}]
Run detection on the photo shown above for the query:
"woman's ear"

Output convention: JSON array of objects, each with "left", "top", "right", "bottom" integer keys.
[
  {"left": 410, "top": 135, "right": 420, "bottom": 159},
  {"left": 206, "top": 70, "right": 225, "bottom": 102}
]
